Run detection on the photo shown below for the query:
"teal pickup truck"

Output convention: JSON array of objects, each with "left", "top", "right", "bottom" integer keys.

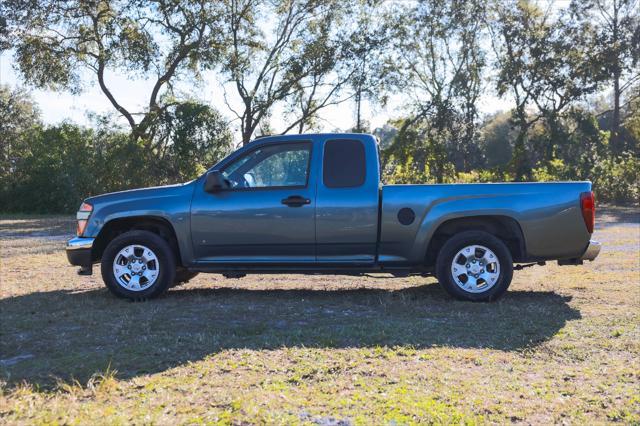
[{"left": 67, "top": 133, "right": 600, "bottom": 301}]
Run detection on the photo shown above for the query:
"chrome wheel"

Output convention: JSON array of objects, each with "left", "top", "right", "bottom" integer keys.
[
  {"left": 450, "top": 244, "right": 500, "bottom": 293},
  {"left": 112, "top": 244, "right": 160, "bottom": 291}
]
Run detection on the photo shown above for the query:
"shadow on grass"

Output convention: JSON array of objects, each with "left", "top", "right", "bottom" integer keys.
[
  {"left": 597, "top": 205, "right": 639, "bottom": 228},
  {"left": 0, "top": 283, "right": 580, "bottom": 388},
  {"left": 0, "top": 217, "right": 75, "bottom": 238}
]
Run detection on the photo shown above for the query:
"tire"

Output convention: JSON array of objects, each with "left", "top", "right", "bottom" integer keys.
[
  {"left": 101, "top": 230, "right": 176, "bottom": 300},
  {"left": 171, "top": 269, "right": 199, "bottom": 288},
  {"left": 435, "top": 230, "right": 513, "bottom": 302}
]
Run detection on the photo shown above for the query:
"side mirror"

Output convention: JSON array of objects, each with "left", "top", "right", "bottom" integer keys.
[{"left": 204, "top": 170, "right": 228, "bottom": 193}]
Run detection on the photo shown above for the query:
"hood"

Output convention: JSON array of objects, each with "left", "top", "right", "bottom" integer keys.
[{"left": 84, "top": 181, "right": 195, "bottom": 206}]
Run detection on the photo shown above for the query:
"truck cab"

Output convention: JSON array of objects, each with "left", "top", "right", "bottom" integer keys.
[{"left": 191, "top": 134, "right": 380, "bottom": 265}]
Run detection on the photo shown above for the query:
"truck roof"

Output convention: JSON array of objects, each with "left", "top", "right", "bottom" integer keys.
[{"left": 250, "top": 133, "right": 375, "bottom": 143}]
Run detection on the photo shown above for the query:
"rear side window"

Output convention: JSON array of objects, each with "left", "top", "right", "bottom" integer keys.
[{"left": 323, "top": 139, "right": 366, "bottom": 188}]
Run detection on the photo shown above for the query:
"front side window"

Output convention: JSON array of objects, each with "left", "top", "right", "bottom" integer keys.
[{"left": 222, "top": 143, "right": 311, "bottom": 189}]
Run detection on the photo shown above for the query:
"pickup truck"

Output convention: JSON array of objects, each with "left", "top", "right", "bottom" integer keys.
[{"left": 66, "top": 133, "right": 600, "bottom": 301}]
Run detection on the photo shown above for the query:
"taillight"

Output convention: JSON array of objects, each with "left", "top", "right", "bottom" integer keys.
[
  {"left": 580, "top": 191, "right": 595, "bottom": 234},
  {"left": 77, "top": 202, "right": 93, "bottom": 236}
]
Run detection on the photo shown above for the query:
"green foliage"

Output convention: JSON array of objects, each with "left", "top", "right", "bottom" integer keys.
[
  {"left": 152, "top": 102, "right": 233, "bottom": 183},
  {"left": 0, "top": 88, "right": 233, "bottom": 213},
  {"left": 568, "top": 0, "right": 640, "bottom": 155},
  {"left": 490, "top": 0, "right": 608, "bottom": 180},
  {"left": 455, "top": 169, "right": 512, "bottom": 184},
  {"left": 480, "top": 112, "right": 513, "bottom": 169},
  {"left": 2, "top": 124, "right": 100, "bottom": 213},
  {"left": 532, "top": 158, "right": 568, "bottom": 182},
  {"left": 0, "top": 86, "right": 40, "bottom": 184},
  {"left": 623, "top": 90, "right": 640, "bottom": 147},
  {"left": 383, "top": 120, "right": 456, "bottom": 184},
  {"left": 591, "top": 154, "right": 640, "bottom": 203},
  {"left": 4, "top": 0, "right": 227, "bottom": 140},
  {"left": 386, "top": 0, "right": 485, "bottom": 172},
  {"left": 382, "top": 106, "right": 639, "bottom": 203},
  {"left": 221, "top": 0, "right": 349, "bottom": 144}
]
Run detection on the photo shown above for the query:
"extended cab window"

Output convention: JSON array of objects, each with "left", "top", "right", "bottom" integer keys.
[
  {"left": 222, "top": 143, "right": 311, "bottom": 189},
  {"left": 323, "top": 139, "right": 366, "bottom": 188}
]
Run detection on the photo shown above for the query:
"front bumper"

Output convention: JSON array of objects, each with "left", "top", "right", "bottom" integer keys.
[
  {"left": 580, "top": 239, "right": 601, "bottom": 261},
  {"left": 66, "top": 237, "right": 95, "bottom": 274}
]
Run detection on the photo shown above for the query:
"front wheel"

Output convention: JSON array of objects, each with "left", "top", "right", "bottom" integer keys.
[
  {"left": 436, "top": 231, "right": 513, "bottom": 302},
  {"left": 101, "top": 230, "right": 176, "bottom": 300}
]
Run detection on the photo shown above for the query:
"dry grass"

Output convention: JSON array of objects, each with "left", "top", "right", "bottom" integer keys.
[{"left": 0, "top": 207, "right": 638, "bottom": 424}]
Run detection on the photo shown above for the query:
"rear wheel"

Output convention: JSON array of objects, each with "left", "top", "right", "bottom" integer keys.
[
  {"left": 101, "top": 230, "right": 176, "bottom": 300},
  {"left": 436, "top": 231, "right": 513, "bottom": 302}
]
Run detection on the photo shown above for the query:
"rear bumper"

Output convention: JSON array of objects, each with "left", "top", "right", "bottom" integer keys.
[
  {"left": 580, "top": 240, "right": 601, "bottom": 261},
  {"left": 66, "top": 237, "right": 95, "bottom": 274},
  {"left": 558, "top": 239, "right": 601, "bottom": 265}
]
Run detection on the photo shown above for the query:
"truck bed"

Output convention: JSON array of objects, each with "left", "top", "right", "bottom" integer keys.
[{"left": 379, "top": 182, "right": 593, "bottom": 265}]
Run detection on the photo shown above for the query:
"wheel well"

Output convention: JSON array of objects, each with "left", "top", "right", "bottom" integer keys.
[
  {"left": 92, "top": 216, "right": 182, "bottom": 266},
  {"left": 425, "top": 216, "right": 526, "bottom": 266}
]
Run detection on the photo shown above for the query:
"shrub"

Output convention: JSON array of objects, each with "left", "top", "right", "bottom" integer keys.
[
  {"left": 591, "top": 154, "right": 639, "bottom": 203},
  {"left": 531, "top": 158, "right": 568, "bottom": 182},
  {"left": 0, "top": 102, "right": 233, "bottom": 213}
]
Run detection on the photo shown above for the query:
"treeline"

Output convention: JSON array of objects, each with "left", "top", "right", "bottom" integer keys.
[
  {"left": 0, "top": 89, "right": 233, "bottom": 212},
  {"left": 0, "top": 0, "right": 638, "bottom": 213}
]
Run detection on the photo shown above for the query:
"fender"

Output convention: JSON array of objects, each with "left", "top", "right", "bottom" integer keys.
[
  {"left": 412, "top": 195, "right": 524, "bottom": 264},
  {"left": 83, "top": 182, "right": 196, "bottom": 266}
]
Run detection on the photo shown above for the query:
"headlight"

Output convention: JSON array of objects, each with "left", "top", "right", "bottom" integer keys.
[{"left": 76, "top": 202, "right": 93, "bottom": 236}]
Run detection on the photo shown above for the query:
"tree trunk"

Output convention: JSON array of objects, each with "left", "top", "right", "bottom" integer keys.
[
  {"left": 546, "top": 116, "right": 560, "bottom": 162},
  {"left": 355, "top": 90, "right": 362, "bottom": 132},
  {"left": 511, "top": 110, "right": 531, "bottom": 181},
  {"left": 354, "top": 57, "right": 366, "bottom": 133},
  {"left": 512, "top": 133, "right": 529, "bottom": 181},
  {"left": 610, "top": 0, "right": 622, "bottom": 155},
  {"left": 242, "top": 110, "right": 253, "bottom": 146},
  {"left": 611, "top": 70, "right": 622, "bottom": 154}
]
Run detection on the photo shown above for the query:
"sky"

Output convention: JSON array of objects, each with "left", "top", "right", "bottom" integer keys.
[{"left": 0, "top": 50, "right": 513, "bottom": 144}]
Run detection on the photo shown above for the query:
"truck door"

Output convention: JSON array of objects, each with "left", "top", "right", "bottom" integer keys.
[
  {"left": 315, "top": 136, "right": 380, "bottom": 263},
  {"left": 190, "top": 140, "right": 317, "bottom": 263}
]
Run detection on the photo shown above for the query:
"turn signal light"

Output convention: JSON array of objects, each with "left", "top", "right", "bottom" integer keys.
[
  {"left": 76, "top": 202, "right": 93, "bottom": 236},
  {"left": 580, "top": 191, "right": 595, "bottom": 234}
]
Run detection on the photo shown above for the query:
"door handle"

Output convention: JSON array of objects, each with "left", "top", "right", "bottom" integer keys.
[{"left": 281, "top": 195, "right": 310, "bottom": 207}]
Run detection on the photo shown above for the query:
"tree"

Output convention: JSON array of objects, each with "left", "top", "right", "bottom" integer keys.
[
  {"left": 220, "top": 0, "right": 345, "bottom": 144},
  {"left": 2, "top": 124, "right": 99, "bottom": 213},
  {"left": 152, "top": 102, "right": 233, "bottom": 181},
  {"left": 480, "top": 111, "right": 514, "bottom": 169},
  {"left": 0, "top": 2, "right": 9, "bottom": 51},
  {"left": 490, "top": 0, "right": 599, "bottom": 179},
  {"left": 0, "top": 85, "right": 40, "bottom": 184},
  {"left": 340, "top": 0, "right": 391, "bottom": 133},
  {"left": 569, "top": 0, "right": 640, "bottom": 154},
  {"left": 382, "top": 118, "right": 456, "bottom": 184},
  {"left": 384, "top": 0, "right": 486, "bottom": 177},
  {"left": 623, "top": 85, "right": 640, "bottom": 149},
  {"left": 280, "top": 7, "right": 354, "bottom": 134},
  {"left": 4, "top": 0, "right": 226, "bottom": 142}
]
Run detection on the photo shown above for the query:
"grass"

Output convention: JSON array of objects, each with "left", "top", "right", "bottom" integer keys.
[{"left": 0, "top": 206, "right": 638, "bottom": 424}]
